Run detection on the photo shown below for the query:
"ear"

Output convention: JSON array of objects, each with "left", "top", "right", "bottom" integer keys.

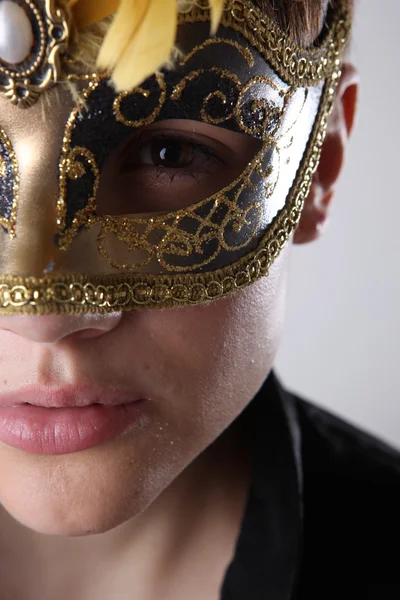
[{"left": 293, "top": 63, "right": 359, "bottom": 245}]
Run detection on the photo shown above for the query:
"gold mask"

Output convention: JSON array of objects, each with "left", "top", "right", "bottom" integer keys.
[{"left": 0, "top": 0, "right": 351, "bottom": 314}]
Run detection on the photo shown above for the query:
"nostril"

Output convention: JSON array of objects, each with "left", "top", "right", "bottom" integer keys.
[
  {"left": 68, "top": 329, "right": 106, "bottom": 341},
  {"left": 0, "top": 313, "right": 122, "bottom": 344}
]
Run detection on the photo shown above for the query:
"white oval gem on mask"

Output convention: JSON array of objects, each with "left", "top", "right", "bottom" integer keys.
[{"left": 0, "top": 1, "right": 33, "bottom": 65}]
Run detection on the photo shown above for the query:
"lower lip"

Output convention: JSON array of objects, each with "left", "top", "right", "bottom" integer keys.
[{"left": 0, "top": 402, "right": 147, "bottom": 455}]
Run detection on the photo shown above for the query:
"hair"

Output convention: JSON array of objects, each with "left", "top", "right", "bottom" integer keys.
[
  {"left": 64, "top": 0, "right": 354, "bottom": 80},
  {"left": 254, "top": 0, "right": 328, "bottom": 46},
  {"left": 254, "top": 0, "right": 354, "bottom": 45}
]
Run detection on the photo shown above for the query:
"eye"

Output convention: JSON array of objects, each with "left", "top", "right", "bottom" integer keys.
[
  {"left": 120, "top": 133, "right": 221, "bottom": 173},
  {"left": 141, "top": 138, "right": 195, "bottom": 169},
  {"left": 96, "top": 121, "right": 262, "bottom": 215}
]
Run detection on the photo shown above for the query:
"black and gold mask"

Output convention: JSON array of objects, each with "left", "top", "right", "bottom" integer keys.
[{"left": 0, "top": 0, "right": 351, "bottom": 313}]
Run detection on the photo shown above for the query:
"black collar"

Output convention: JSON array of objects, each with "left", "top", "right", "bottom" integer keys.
[{"left": 221, "top": 371, "right": 303, "bottom": 600}]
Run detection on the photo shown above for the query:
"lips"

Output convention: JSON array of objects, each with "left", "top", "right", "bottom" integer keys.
[
  {"left": 0, "top": 383, "right": 146, "bottom": 408},
  {"left": 0, "top": 384, "right": 150, "bottom": 454}
]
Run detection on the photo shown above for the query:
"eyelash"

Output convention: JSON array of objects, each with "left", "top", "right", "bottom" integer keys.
[{"left": 136, "top": 131, "right": 225, "bottom": 170}]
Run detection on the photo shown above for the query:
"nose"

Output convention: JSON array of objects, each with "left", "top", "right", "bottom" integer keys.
[
  {"left": 1, "top": 92, "right": 73, "bottom": 277},
  {"left": 0, "top": 312, "right": 123, "bottom": 343}
]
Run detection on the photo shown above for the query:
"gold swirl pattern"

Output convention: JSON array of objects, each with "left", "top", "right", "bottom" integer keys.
[
  {"left": 0, "top": 65, "right": 340, "bottom": 314},
  {"left": 57, "top": 75, "right": 102, "bottom": 243},
  {"left": 99, "top": 80, "right": 288, "bottom": 272},
  {"left": 170, "top": 65, "right": 243, "bottom": 126},
  {"left": 58, "top": 146, "right": 100, "bottom": 248},
  {"left": 179, "top": 37, "right": 255, "bottom": 68},
  {"left": 113, "top": 73, "right": 167, "bottom": 127},
  {"left": 58, "top": 38, "right": 293, "bottom": 273}
]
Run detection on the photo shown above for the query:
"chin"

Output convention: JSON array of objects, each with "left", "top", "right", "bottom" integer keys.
[
  {"left": 1, "top": 508, "right": 113, "bottom": 538},
  {"left": 0, "top": 444, "right": 169, "bottom": 539},
  {"left": 0, "top": 483, "right": 144, "bottom": 537}
]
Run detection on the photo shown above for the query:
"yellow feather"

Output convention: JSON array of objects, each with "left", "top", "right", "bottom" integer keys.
[
  {"left": 68, "top": 0, "right": 119, "bottom": 29},
  {"left": 67, "top": 0, "right": 226, "bottom": 92},
  {"left": 209, "top": 0, "right": 225, "bottom": 34},
  {"left": 97, "top": 0, "right": 149, "bottom": 70},
  {"left": 98, "top": 0, "right": 178, "bottom": 92}
]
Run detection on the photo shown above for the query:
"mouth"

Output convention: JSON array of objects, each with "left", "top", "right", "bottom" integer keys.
[
  {"left": 0, "top": 384, "right": 150, "bottom": 454},
  {"left": 0, "top": 383, "right": 148, "bottom": 409}
]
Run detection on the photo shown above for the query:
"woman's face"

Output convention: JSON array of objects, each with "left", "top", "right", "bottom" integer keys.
[{"left": 0, "top": 84, "right": 292, "bottom": 536}]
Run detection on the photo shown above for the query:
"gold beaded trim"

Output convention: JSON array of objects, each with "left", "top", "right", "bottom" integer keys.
[
  {"left": 178, "top": 0, "right": 351, "bottom": 87},
  {"left": 0, "top": 67, "right": 339, "bottom": 314}
]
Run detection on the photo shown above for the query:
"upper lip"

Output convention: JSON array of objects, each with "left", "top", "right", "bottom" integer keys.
[{"left": 0, "top": 384, "right": 146, "bottom": 408}]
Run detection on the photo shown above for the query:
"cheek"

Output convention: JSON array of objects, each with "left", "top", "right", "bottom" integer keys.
[{"left": 128, "top": 242, "right": 291, "bottom": 438}]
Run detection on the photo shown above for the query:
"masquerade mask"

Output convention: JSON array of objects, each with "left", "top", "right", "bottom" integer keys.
[{"left": 0, "top": 0, "right": 351, "bottom": 314}]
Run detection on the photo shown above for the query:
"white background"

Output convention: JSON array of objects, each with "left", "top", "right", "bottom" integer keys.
[{"left": 275, "top": 1, "right": 400, "bottom": 448}]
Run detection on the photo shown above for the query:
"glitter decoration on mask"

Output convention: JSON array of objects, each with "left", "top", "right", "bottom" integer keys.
[
  {"left": 56, "top": 37, "right": 300, "bottom": 277},
  {"left": 0, "top": 127, "right": 19, "bottom": 237},
  {"left": 0, "top": 0, "right": 352, "bottom": 314}
]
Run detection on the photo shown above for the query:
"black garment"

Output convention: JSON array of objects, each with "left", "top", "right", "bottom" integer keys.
[{"left": 221, "top": 371, "right": 400, "bottom": 600}]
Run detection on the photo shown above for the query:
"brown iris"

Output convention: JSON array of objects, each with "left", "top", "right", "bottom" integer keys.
[{"left": 119, "top": 137, "right": 198, "bottom": 172}]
